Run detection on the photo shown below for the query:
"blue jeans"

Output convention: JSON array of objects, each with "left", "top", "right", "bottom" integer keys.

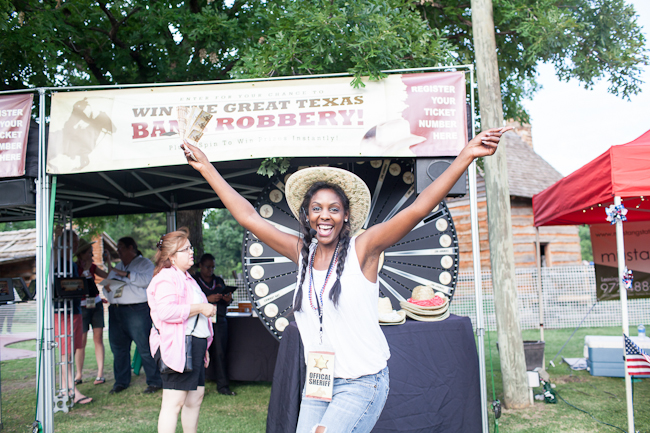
[
  {"left": 296, "top": 366, "right": 389, "bottom": 433},
  {"left": 108, "top": 303, "right": 162, "bottom": 388}
]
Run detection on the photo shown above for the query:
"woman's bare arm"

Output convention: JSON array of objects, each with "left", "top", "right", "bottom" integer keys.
[
  {"left": 356, "top": 127, "right": 512, "bottom": 275},
  {"left": 183, "top": 142, "right": 301, "bottom": 264}
]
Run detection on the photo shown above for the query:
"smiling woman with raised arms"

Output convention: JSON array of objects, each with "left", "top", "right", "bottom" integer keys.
[{"left": 183, "top": 126, "right": 511, "bottom": 433}]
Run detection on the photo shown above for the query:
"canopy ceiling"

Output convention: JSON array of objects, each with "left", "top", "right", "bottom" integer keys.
[
  {"left": 0, "top": 156, "right": 392, "bottom": 221},
  {"left": 533, "top": 130, "right": 650, "bottom": 226}
]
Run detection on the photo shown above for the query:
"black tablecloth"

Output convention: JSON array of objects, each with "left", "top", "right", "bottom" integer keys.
[
  {"left": 227, "top": 315, "right": 280, "bottom": 382},
  {"left": 267, "top": 315, "right": 481, "bottom": 433}
]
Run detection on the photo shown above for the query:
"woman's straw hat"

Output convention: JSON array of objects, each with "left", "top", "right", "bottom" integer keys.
[
  {"left": 285, "top": 167, "right": 371, "bottom": 235},
  {"left": 378, "top": 297, "right": 406, "bottom": 325},
  {"left": 74, "top": 239, "right": 96, "bottom": 257}
]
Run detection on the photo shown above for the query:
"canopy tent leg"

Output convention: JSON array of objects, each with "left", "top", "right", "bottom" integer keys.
[
  {"left": 614, "top": 196, "right": 634, "bottom": 433},
  {"left": 35, "top": 89, "right": 55, "bottom": 433},
  {"left": 535, "top": 228, "right": 544, "bottom": 342},
  {"left": 468, "top": 65, "right": 489, "bottom": 433},
  {"left": 469, "top": 160, "right": 488, "bottom": 432}
]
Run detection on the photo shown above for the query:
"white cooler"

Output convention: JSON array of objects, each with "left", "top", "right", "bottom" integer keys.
[{"left": 584, "top": 335, "right": 650, "bottom": 378}]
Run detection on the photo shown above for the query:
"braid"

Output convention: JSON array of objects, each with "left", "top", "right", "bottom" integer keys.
[
  {"left": 329, "top": 222, "right": 351, "bottom": 307},
  {"left": 292, "top": 209, "right": 314, "bottom": 313}
]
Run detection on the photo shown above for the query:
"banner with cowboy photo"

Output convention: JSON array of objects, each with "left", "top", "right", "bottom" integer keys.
[
  {"left": 591, "top": 221, "right": 650, "bottom": 300},
  {"left": 47, "top": 72, "right": 467, "bottom": 174},
  {"left": 0, "top": 93, "right": 33, "bottom": 178}
]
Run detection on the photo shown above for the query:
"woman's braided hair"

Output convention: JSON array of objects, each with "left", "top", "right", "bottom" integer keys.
[{"left": 293, "top": 182, "right": 352, "bottom": 312}]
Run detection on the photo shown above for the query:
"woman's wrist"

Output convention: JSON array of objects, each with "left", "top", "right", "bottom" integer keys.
[{"left": 459, "top": 145, "right": 477, "bottom": 165}]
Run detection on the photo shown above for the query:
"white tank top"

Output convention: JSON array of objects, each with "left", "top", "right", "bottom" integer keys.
[
  {"left": 293, "top": 236, "right": 390, "bottom": 379},
  {"left": 186, "top": 283, "right": 212, "bottom": 339}
]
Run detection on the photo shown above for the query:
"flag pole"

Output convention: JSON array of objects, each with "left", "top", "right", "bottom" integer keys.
[{"left": 614, "top": 196, "right": 634, "bottom": 433}]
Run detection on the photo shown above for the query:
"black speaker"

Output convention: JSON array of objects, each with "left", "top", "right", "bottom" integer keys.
[
  {"left": 415, "top": 158, "right": 467, "bottom": 197},
  {"left": 13, "top": 278, "right": 35, "bottom": 301},
  {"left": 0, "top": 279, "right": 16, "bottom": 304},
  {"left": 0, "top": 178, "right": 36, "bottom": 208},
  {"left": 54, "top": 277, "right": 89, "bottom": 299}
]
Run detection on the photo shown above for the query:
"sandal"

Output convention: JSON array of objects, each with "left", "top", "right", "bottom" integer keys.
[
  {"left": 74, "top": 396, "right": 93, "bottom": 405},
  {"left": 94, "top": 377, "right": 105, "bottom": 385},
  {"left": 74, "top": 378, "right": 83, "bottom": 385}
]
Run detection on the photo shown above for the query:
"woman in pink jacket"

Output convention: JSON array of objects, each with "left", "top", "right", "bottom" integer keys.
[{"left": 147, "top": 228, "right": 217, "bottom": 433}]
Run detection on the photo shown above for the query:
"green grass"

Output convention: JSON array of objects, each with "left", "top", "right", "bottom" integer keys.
[
  {"left": 483, "top": 327, "right": 650, "bottom": 432},
  {"left": 1, "top": 327, "right": 649, "bottom": 432},
  {"left": 2, "top": 337, "right": 269, "bottom": 432}
]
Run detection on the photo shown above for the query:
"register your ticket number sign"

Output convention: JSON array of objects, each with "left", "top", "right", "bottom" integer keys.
[
  {"left": 591, "top": 222, "right": 650, "bottom": 300},
  {"left": 0, "top": 94, "right": 33, "bottom": 178},
  {"left": 46, "top": 72, "right": 467, "bottom": 174}
]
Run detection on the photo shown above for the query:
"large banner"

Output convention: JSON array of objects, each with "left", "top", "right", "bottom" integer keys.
[
  {"left": 591, "top": 222, "right": 650, "bottom": 300},
  {"left": 0, "top": 94, "right": 33, "bottom": 178},
  {"left": 47, "top": 72, "right": 467, "bottom": 174}
]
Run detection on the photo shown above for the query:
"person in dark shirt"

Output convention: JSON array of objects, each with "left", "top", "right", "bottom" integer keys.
[{"left": 194, "top": 253, "right": 236, "bottom": 396}]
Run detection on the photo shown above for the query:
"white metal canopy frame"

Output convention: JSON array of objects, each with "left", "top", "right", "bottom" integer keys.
[{"left": 0, "top": 65, "right": 491, "bottom": 433}]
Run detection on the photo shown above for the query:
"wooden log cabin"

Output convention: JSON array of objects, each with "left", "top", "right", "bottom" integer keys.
[
  {"left": 447, "top": 126, "right": 582, "bottom": 272},
  {"left": 0, "top": 229, "right": 118, "bottom": 283}
]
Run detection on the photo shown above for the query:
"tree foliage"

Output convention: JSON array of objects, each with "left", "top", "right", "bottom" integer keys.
[
  {"left": 0, "top": 220, "right": 35, "bottom": 231},
  {"left": 75, "top": 212, "right": 167, "bottom": 261},
  {"left": 2, "top": 0, "right": 647, "bottom": 121},
  {"left": 579, "top": 224, "right": 593, "bottom": 262},
  {"left": 202, "top": 208, "right": 245, "bottom": 277}
]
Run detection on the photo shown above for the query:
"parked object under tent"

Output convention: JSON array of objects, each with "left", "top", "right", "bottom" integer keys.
[{"left": 533, "top": 129, "right": 650, "bottom": 433}]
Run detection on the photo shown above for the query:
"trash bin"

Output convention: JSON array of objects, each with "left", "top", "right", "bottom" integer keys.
[
  {"left": 523, "top": 340, "right": 545, "bottom": 371},
  {"left": 495, "top": 340, "right": 546, "bottom": 371}
]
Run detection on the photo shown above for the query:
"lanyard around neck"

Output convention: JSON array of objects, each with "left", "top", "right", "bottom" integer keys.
[
  {"left": 308, "top": 242, "right": 339, "bottom": 345},
  {"left": 198, "top": 275, "right": 216, "bottom": 291}
]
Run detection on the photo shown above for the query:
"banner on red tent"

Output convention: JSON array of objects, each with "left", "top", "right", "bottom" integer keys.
[
  {"left": 0, "top": 94, "right": 33, "bottom": 178},
  {"left": 46, "top": 72, "right": 468, "bottom": 174},
  {"left": 591, "top": 222, "right": 650, "bottom": 300}
]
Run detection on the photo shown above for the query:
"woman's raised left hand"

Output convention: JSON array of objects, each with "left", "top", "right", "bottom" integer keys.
[{"left": 465, "top": 126, "right": 514, "bottom": 159}]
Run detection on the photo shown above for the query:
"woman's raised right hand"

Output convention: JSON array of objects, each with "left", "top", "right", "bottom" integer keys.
[{"left": 182, "top": 141, "right": 210, "bottom": 172}]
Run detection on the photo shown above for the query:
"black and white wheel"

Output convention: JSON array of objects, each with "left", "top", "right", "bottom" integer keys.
[{"left": 242, "top": 159, "right": 460, "bottom": 340}]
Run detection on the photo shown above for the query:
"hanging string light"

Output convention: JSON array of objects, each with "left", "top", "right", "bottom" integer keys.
[{"left": 578, "top": 196, "right": 646, "bottom": 214}]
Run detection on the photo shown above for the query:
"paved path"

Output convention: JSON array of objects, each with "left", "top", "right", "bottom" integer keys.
[{"left": 0, "top": 332, "right": 37, "bottom": 361}]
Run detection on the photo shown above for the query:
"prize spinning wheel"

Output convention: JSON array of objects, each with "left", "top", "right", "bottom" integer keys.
[{"left": 242, "top": 159, "right": 460, "bottom": 340}]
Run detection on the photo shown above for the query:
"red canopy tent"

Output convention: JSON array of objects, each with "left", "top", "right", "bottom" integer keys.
[
  {"left": 532, "top": 129, "right": 650, "bottom": 433},
  {"left": 533, "top": 129, "right": 650, "bottom": 227}
]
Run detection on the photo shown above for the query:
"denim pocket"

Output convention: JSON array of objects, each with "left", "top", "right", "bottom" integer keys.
[{"left": 342, "top": 373, "right": 379, "bottom": 391}]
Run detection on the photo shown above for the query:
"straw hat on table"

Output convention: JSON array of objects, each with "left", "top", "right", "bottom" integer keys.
[
  {"left": 400, "top": 285, "right": 450, "bottom": 321},
  {"left": 378, "top": 297, "right": 406, "bottom": 326}
]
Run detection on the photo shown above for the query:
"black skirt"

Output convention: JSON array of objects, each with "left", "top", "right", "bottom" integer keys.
[{"left": 160, "top": 336, "right": 208, "bottom": 391}]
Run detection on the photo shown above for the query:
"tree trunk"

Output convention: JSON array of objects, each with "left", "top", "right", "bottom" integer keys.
[
  {"left": 471, "top": 0, "right": 530, "bottom": 409},
  {"left": 177, "top": 209, "right": 205, "bottom": 261}
]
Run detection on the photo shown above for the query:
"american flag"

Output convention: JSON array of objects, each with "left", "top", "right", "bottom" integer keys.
[{"left": 624, "top": 334, "right": 650, "bottom": 376}]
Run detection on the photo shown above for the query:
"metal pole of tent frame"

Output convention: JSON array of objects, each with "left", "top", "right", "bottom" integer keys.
[
  {"left": 614, "top": 196, "right": 634, "bottom": 433},
  {"left": 535, "top": 228, "right": 544, "bottom": 342},
  {"left": 468, "top": 65, "right": 489, "bottom": 433},
  {"left": 36, "top": 88, "right": 55, "bottom": 432},
  {"left": 35, "top": 90, "right": 45, "bottom": 430}
]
